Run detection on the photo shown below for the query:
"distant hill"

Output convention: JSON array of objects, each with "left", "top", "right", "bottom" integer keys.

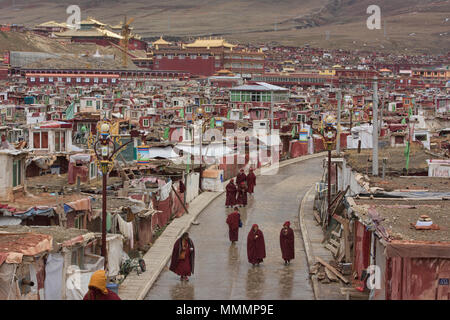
[{"left": 0, "top": 0, "right": 449, "bottom": 53}]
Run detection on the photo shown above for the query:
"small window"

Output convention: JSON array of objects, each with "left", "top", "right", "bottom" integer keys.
[
  {"left": 143, "top": 119, "right": 149, "bottom": 127},
  {"left": 89, "top": 162, "right": 96, "bottom": 179},
  {"left": 102, "top": 78, "right": 108, "bottom": 83},
  {"left": 30, "top": 77, "right": 35, "bottom": 82},
  {"left": 49, "top": 77, "right": 54, "bottom": 82},
  {"left": 111, "top": 78, "right": 116, "bottom": 83},
  {"left": 76, "top": 78, "right": 81, "bottom": 83},
  {"left": 40, "top": 77, "right": 44, "bottom": 82},
  {"left": 12, "top": 159, "right": 22, "bottom": 187},
  {"left": 94, "top": 78, "right": 99, "bottom": 83},
  {"left": 190, "top": 55, "right": 197, "bottom": 60},
  {"left": 67, "top": 78, "right": 71, "bottom": 83},
  {"left": 85, "top": 78, "right": 90, "bottom": 83},
  {"left": 57, "top": 77, "right": 62, "bottom": 82}
]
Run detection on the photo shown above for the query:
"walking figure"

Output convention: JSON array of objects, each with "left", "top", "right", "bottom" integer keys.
[
  {"left": 169, "top": 232, "right": 195, "bottom": 281},
  {"left": 247, "top": 224, "right": 266, "bottom": 266}
]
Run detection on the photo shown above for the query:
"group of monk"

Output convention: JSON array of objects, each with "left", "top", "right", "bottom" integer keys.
[
  {"left": 226, "top": 207, "right": 295, "bottom": 266},
  {"left": 168, "top": 167, "right": 295, "bottom": 282},
  {"left": 225, "top": 168, "right": 256, "bottom": 208}
]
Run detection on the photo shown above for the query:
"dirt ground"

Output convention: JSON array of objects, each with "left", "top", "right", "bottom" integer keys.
[
  {"left": 344, "top": 145, "right": 431, "bottom": 176},
  {"left": 370, "top": 176, "right": 450, "bottom": 192},
  {"left": 355, "top": 199, "right": 449, "bottom": 242}
]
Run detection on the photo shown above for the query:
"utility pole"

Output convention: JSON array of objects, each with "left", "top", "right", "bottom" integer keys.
[
  {"left": 336, "top": 89, "right": 342, "bottom": 155},
  {"left": 372, "top": 77, "right": 379, "bottom": 176},
  {"left": 270, "top": 90, "right": 274, "bottom": 133}
]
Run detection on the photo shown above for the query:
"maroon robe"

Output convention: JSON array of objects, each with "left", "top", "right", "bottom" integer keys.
[
  {"left": 236, "top": 184, "right": 247, "bottom": 206},
  {"left": 226, "top": 211, "right": 240, "bottom": 242},
  {"left": 169, "top": 237, "right": 195, "bottom": 276},
  {"left": 225, "top": 181, "right": 237, "bottom": 206},
  {"left": 83, "top": 289, "right": 121, "bottom": 300},
  {"left": 247, "top": 228, "right": 266, "bottom": 264},
  {"left": 236, "top": 172, "right": 247, "bottom": 186},
  {"left": 246, "top": 171, "right": 256, "bottom": 194},
  {"left": 280, "top": 227, "right": 295, "bottom": 261}
]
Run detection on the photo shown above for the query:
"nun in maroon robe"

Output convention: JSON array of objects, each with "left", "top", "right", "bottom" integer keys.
[
  {"left": 225, "top": 179, "right": 237, "bottom": 207},
  {"left": 280, "top": 221, "right": 295, "bottom": 265},
  {"left": 226, "top": 207, "right": 240, "bottom": 243},
  {"left": 236, "top": 169, "right": 247, "bottom": 186},
  {"left": 246, "top": 168, "right": 256, "bottom": 194},
  {"left": 169, "top": 232, "right": 195, "bottom": 281},
  {"left": 236, "top": 182, "right": 248, "bottom": 207},
  {"left": 247, "top": 224, "right": 266, "bottom": 265}
]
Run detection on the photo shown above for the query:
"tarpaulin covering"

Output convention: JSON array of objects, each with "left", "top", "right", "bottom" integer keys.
[
  {"left": 64, "top": 198, "right": 92, "bottom": 220},
  {"left": 107, "top": 235, "right": 123, "bottom": 277},
  {"left": 156, "top": 197, "right": 172, "bottom": 228},
  {"left": 0, "top": 233, "right": 52, "bottom": 265},
  {"left": 0, "top": 263, "right": 18, "bottom": 300},
  {"left": 68, "top": 163, "right": 88, "bottom": 185},
  {"left": 171, "top": 186, "right": 185, "bottom": 218},
  {"left": 386, "top": 241, "right": 450, "bottom": 259},
  {"left": 44, "top": 253, "right": 64, "bottom": 300},
  {"left": 138, "top": 217, "right": 153, "bottom": 249},
  {"left": 13, "top": 207, "right": 55, "bottom": 220},
  {"left": 66, "top": 269, "right": 94, "bottom": 300},
  {"left": 158, "top": 180, "right": 172, "bottom": 201}
]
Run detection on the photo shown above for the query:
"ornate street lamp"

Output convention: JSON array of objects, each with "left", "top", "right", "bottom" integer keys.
[
  {"left": 322, "top": 115, "right": 337, "bottom": 225},
  {"left": 196, "top": 107, "right": 204, "bottom": 190},
  {"left": 93, "top": 120, "right": 144, "bottom": 270}
]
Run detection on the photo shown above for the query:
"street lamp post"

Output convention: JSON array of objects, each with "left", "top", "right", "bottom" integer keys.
[
  {"left": 196, "top": 107, "right": 204, "bottom": 191},
  {"left": 94, "top": 122, "right": 143, "bottom": 270},
  {"left": 322, "top": 115, "right": 337, "bottom": 224}
]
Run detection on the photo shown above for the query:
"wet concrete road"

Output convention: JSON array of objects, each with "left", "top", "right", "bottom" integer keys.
[{"left": 145, "top": 157, "right": 324, "bottom": 300}]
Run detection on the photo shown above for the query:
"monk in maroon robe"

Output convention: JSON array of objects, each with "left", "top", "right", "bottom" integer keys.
[
  {"left": 226, "top": 207, "right": 240, "bottom": 243},
  {"left": 280, "top": 221, "right": 295, "bottom": 265},
  {"left": 236, "top": 182, "right": 248, "bottom": 207},
  {"left": 169, "top": 232, "right": 195, "bottom": 281},
  {"left": 246, "top": 168, "right": 256, "bottom": 194},
  {"left": 225, "top": 179, "right": 237, "bottom": 207},
  {"left": 247, "top": 224, "right": 266, "bottom": 266},
  {"left": 236, "top": 168, "right": 247, "bottom": 186}
]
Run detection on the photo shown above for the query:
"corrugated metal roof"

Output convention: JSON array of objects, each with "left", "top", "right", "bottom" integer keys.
[{"left": 231, "top": 82, "right": 288, "bottom": 91}]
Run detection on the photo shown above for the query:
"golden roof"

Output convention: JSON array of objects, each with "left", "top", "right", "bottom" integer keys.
[
  {"left": 35, "top": 21, "right": 68, "bottom": 28},
  {"left": 185, "top": 38, "right": 236, "bottom": 49},
  {"left": 153, "top": 36, "right": 171, "bottom": 45},
  {"left": 54, "top": 28, "right": 123, "bottom": 40}
]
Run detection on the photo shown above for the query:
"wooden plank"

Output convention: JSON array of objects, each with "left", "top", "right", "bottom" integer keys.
[
  {"left": 316, "top": 256, "right": 349, "bottom": 284},
  {"left": 325, "top": 243, "right": 338, "bottom": 256},
  {"left": 331, "top": 230, "right": 341, "bottom": 238},
  {"left": 325, "top": 267, "right": 338, "bottom": 281},
  {"left": 329, "top": 238, "right": 340, "bottom": 248},
  {"left": 314, "top": 211, "right": 321, "bottom": 224}
]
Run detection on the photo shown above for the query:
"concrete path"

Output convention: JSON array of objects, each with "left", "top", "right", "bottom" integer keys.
[
  {"left": 299, "top": 185, "right": 345, "bottom": 300},
  {"left": 144, "top": 156, "right": 324, "bottom": 300}
]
